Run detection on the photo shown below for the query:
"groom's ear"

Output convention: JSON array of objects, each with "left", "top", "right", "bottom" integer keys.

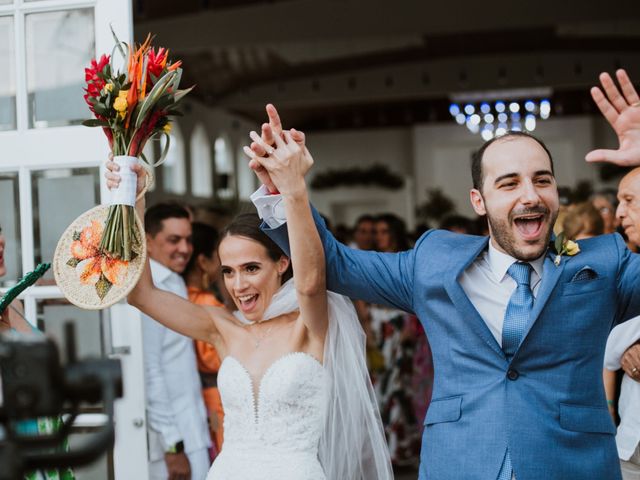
[{"left": 470, "top": 188, "right": 487, "bottom": 216}]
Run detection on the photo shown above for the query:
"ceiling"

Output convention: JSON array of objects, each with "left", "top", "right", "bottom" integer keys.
[{"left": 134, "top": 0, "right": 640, "bottom": 130}]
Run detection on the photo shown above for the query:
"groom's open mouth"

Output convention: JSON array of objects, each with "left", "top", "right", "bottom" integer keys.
[
  {"left": 513, "top": 213, "right": 546, "bottom": 241},
  {"left": 237, "top": 294, "right": 259, "bottom": 312}
]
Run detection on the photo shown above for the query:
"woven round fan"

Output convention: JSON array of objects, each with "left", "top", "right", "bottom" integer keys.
[{"left": 53, "top": 204, "right": 146, "bottom": 310}]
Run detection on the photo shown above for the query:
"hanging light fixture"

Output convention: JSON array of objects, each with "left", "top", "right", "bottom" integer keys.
[{"left": 449, "top": 88, "right": 552, "bottom": 140}]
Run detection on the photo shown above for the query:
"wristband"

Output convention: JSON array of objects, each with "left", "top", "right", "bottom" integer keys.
[{"left": 606, "top": 399, "right": 615, "bottom": 406}]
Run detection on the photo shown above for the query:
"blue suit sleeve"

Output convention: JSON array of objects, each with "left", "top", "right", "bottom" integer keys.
[
  {"left": 615, "top": 233, "right": 640, "bottom": 324},
  {"left": 261, "top": 206, "right": 417, "bottom": 313}
]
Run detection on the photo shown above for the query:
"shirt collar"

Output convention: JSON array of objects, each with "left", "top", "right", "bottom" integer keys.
[
  {"left": 149, "top": 258, "right": 176, "bottom": 285},
  {"left": 486, "top": 240, "right": 545, "bottom": 282}
]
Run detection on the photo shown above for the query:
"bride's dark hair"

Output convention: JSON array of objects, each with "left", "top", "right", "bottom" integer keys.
[{"left": 220, "top": 213, "right": 293, "bottom": 284}]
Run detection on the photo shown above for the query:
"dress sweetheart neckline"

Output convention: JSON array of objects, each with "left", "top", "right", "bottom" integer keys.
[{"left": 220, "top": 352, "right": 325, "bottom": 424}]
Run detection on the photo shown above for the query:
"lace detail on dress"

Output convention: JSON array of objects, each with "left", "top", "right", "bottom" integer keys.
[{"left": 206, "top": 352, "right": 330, "bottom": 480}]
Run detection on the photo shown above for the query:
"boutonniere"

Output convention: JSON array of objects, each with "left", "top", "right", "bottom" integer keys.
[{"left": 553, "top": 232, "right": 580, "bottom": 266}]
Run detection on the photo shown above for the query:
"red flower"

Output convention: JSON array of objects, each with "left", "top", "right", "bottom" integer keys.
[
  {"left": 83, "top": 54, "right": 110, "bottom": 113},
  {"left": 146, "top": 47, "right": 167, "bottom": 82}
]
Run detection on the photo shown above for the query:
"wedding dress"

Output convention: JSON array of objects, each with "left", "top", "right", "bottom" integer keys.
[
  {"left": 206, "top": 352, "right": 329, "bottom": 479},
  {"left": 205, "top": 280, "right": 393, "bottom": 480}
]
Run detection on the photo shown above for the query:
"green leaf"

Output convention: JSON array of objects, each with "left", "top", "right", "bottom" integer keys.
[
  {"left": 554, "top": 232, "right": 565, "bottom": 254},
  {"left": 73, "top": 231, "right": 81, "bottom": 241},
  {"left": 135, "top": 71, "right": 177, "bottom": 129},
  {"left": 173, "top": 85, "right": 194, "bottom": 104},
  {"left": 154, "top": 94, "right": 175, "bottom": 111},
  {"left": 95, "top": 273, "right": 113, "bottom": 300},
  {"left": 66, "top": 257, "right": 80, "bottom": 268},
  {"left": 82, "top": 119, "right": 109, "bottom": 127},
  {"left": 93, "top": 103, "right": 109, "bottom": 116},
  {"left": 110, "top": 24, "right": 127, "bottom": 61}
]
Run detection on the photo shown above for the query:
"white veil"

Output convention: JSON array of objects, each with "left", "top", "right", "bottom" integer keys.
[{"left": 234, "top": 280, "right": 393, "bottom": 479}]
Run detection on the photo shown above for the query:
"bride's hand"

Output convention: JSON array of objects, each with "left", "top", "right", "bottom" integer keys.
[
  {"left": 247, "top": 104, "right": 307, "bottom": 193},
  {"left": 104, "top": 153, "right": 147, "bottom": 197},
  {"left": 244, "top": 129, "right": 313, "bottom": 196}
]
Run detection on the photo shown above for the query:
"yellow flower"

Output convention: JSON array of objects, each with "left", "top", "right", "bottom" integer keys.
[
  {"left": 113, "top": 96, "right": 128, "bottom": 112},
  {"left": 104, "top": 83, "right": 113, "bottom": 93},
  {"left": 163, "top": 122, "right": 172, "bottom": 134},
  {"left": 113, "top": 90, "right": 128, "bottom": 119},
  {"left": 565, "top": 240, "right": 580, "bottom": 256}
]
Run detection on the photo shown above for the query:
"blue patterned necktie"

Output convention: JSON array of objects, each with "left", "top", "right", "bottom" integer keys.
[
  {"left": 498, "top": 261, "right": 534, "bottom": 480},
  {"left": 502, "top": 262, "right": 534, "bottom": 359}
]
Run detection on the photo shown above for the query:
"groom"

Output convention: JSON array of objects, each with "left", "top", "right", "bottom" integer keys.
[{"left": 247, "top": 70, "right": 640, "bottom": 480}]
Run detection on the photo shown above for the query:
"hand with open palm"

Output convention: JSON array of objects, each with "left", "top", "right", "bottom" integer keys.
[{"left": 586, "top": 69, "right": 640, "bottom": 167}]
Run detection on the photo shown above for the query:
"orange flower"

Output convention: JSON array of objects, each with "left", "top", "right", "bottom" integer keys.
[
  {"left": 71, "top": 220, "right": 128, "bottom": 285},
  {"left": 70, "top": 220, "right": 102, "bottom": 260}
]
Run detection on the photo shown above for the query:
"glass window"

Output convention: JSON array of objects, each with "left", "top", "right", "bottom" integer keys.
[
  {"left": 0, "top": 1, "right": 13, "bottom": 5},
  {"left": 37, "top": 301, "right": 106, "bottom": 360},
  {"left": 162, "top": 123, "right": 187, "bottom": 194},
  {"left": 0, "top": 16, "right": 16, "bottom": 131},
  {"left": 237, "top": 145, "right": 257, "bottom": 200},
  {"left": 32, "top": 168, "right": 100, "bottom": 281},
  {"left": 25, "top": 8, "right": 95, "bottom": 128},
  {"left": 0, "top": 172, "right": 21, "bottom": 285},
  {"left": 214, "top": 136, "right": 234, "bottom": 199},
  {"left": 190, "top": 124, "right": 213, "bottom": 197}
]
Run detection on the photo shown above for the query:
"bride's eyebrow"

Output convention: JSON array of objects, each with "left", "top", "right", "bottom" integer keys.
[{"left": 220, "top": 261, "right": 262, "bottom": 269}]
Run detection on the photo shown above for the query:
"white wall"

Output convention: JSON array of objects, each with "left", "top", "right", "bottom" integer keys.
[{"left": 306, "top": 128, "right": 415, "bottom": 228}]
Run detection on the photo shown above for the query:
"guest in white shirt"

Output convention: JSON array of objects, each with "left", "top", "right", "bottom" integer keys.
[
  {"left": 143, "top": 203, "right": 211, "bottom": 480},
  {"left": 605, "top": 319, "right": 640, "bottom": 480},
  {"left": 604, "top": 167, "right": 640, "bottom": 480}
]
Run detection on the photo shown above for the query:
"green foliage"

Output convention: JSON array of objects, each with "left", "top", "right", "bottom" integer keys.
[{"left": 310, "top": 164, "right": 404, "bottom": 190}]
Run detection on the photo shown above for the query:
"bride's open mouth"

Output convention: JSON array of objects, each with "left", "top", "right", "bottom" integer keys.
[
  {"left": 237, "top": 294, "right": 259, "bottom": 312},
  {"left": 513, "top": 214, "right": 545, "bottom": 241}
]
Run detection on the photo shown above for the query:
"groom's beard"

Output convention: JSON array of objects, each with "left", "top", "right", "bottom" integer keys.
[{"left": 485, "top": 207, "right": 556, "bottom": 261}]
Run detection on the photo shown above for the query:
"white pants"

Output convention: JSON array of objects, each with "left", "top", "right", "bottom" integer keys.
[
  {"left": 148, "top": 447, "right": 210, "bottom": 480},
  {"left": 621, "top": 444, "right": 640, "bottom": 480}
]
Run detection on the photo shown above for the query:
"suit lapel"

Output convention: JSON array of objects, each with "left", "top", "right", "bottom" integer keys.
[
  {"left": 517, "top": 249, "right": 566, "bottom": 350},
  {"left": 443, "top": 236, "right": 506, "bottom": 358}
]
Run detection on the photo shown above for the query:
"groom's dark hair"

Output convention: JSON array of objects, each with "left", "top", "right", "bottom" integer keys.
[
  {"left": 221, "top": 213, "right": 293, "bottom": 284},
  {"left": 471, "top": 131, "right": 554, "bottom": 192}
]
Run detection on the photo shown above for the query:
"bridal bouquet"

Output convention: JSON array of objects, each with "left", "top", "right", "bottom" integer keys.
[{"left": 83, "top": 29, "right": 192, "bottom": 261}]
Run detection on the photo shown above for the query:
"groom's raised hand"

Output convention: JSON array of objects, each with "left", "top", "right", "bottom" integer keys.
[
  {"left": 586, "top": 69, "right": 640, "bottom": 167},
  {"left": 248, "top": 104, "right": 306, "bottom": 192}
]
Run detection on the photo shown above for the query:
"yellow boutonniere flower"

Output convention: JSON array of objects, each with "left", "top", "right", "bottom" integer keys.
[
  {"left": 553, "top": 233, "right": 580, "bottom": 266},
  {"left": 163, "top": 122, "right": 172, "bottom": 134}
]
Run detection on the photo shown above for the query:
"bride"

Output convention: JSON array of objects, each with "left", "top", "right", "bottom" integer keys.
[{"left": 106, "top": 130, "right": 393, "bottom": 479}]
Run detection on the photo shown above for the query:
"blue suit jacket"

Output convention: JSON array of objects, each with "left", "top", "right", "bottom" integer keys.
[{"left": 264, "top": 208, "right": 640, "bottom": 480}]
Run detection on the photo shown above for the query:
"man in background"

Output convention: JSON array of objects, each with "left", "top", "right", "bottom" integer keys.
[{"left": 142, "top": 203, "right": 211, "bottom": 480}]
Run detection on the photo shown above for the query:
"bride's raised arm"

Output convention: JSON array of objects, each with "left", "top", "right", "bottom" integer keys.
[
  {"left": 247, "top": 130, "right": 329, "bottom": 342},
  {"left": 105, "top": 161, "right": 230, "bottom": 346}
]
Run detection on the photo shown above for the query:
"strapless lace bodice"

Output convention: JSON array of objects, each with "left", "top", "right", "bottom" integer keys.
[{"left": 206, "top": 352, "right": 329, "bottom": 480}]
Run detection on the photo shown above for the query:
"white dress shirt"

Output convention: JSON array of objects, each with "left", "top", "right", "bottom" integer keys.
[
  {"left": 460, "top": 241, "right": 544, "bottom": 346},
  {"left": 604, "top": 316, "right": 640, "bottom": 461},
  {"left": 142, "top": 259, "right": 210, "bottom": 460}
]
